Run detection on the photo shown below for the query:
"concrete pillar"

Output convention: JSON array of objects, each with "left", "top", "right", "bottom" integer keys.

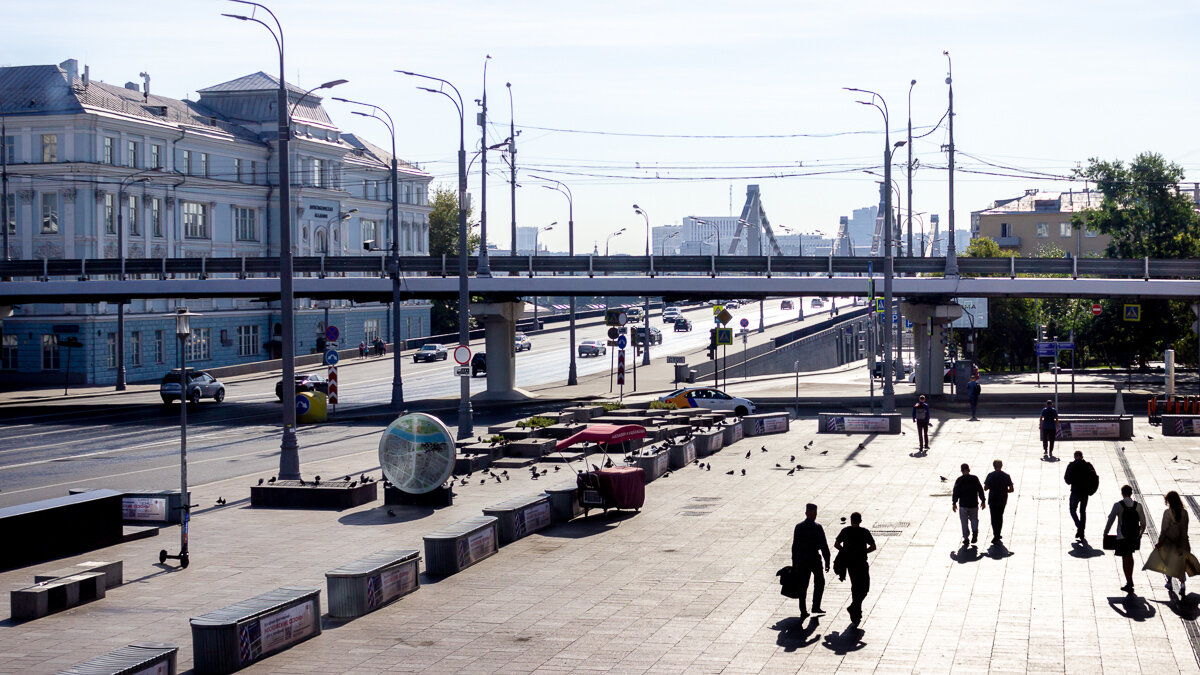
[
  {"left": 468, "top": 301, "right": 532, "bottom": 401},
  {"left": 900, "top": 301, "right": 963, "bottom": 396}
]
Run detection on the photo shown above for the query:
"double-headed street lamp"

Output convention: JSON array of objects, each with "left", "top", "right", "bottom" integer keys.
[
  {"left": 632, "top": 205, "right": 652, "bottom": 366},
  {"left": 605, "top": 228, "right": 625, "bottom": 257},
  {"left": 159, "top": 306, "right": 199, "bottom": 569},
  {"left": 662, "top": 230, "right": 680, "bottom": 256},
  {"left": 399, "top": 69, "right": 472, "bottom": 439},
  {"left": 690, "top": 217, "right": 717, "bottom": 255},
  {"left": 332, "top": 95, "right": 404, "bottom": 410},
  {"left": 531, "top": 174, "right": 577, "bottom": 386}
]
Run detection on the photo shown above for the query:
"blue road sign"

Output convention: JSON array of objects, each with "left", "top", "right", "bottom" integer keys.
[
  {"left": 740, "top": 318, "right": 749, "bottom": 328},
  {"left": 616, "top": 334, "right": 627, "bottom": 350},
  {"left": 716, "top": 328, "right": 733, "bottom": 346},
  {"left": 296, "top": 394, "right": 311, "bottom": 415},
  {"left": 1124, "top": 304, "right": 1141, "bottom": 322},
  {"left": 325, "top": 325, "right": 339, "bottom": 342},
  {"left": 324, "top": 349, "right": 339, "bottom": 366}
]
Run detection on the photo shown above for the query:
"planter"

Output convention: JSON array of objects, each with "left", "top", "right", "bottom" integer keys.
[
  {"left": 562, "top": 405, "right": 605, "bottom": 421},
  {"left": 693, "top": 429, "right": 725, "bottom": 457},
  {"left": 633, "top": 450, "right": 670, "bottom": 482},
  {"left": 722, "top": 422, "right": 744, "bottom": 446},
  {"left": 667, "top": 440, "right": 697, "bottom": 468},
  {"left": 743, "top": 412, "right": 791, "bottom": 436},
  {"left": 817, "top": 412, "right": 901, "bottom": 435},
  {"left": 504, "top": 438, "right": 557, "bottom": 458}
]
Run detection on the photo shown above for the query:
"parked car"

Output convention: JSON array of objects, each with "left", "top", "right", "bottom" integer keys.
[
  {"left": 780, "top": 300, "right": 794, "bottom": 310},
  {"left": 275, "top": 372, "right": 329, "bottom": 400},
  {"left": 578, "top": 339, "right": 607, "bottom": 357},
  {"left": 673, "top": 318, "right": 693, "bottom": 332},
  {"left": 662, "top": 307, "right": 683, "bottom": 324},
  {"left": 633, "top": 325, "right": 663, "bottom": 345},
  {"left": 413, "top": 344, "right": 448, "bottom": 362},
  {"left": 658, "top": 387, "right": 756, "bottom": 417},
  {"left": 514, "top": 333, "right": 532, "bottom": 352},
  {"left": 161, "top": 369, "right": 226, "bottom": 405},
  {"left": 471, "top": 352, "right": 487, "bottom": 377}
]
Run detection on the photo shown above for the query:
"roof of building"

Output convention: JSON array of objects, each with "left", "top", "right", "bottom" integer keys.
[
  {"left": 976, "top": 190, "right": 1104, "bottom": 216},
  {"left": 342, "top": 133, "right": 425, "bottom": 174},
  {"left": 197, "top": 71, "right": 309, "bottom": 96}
]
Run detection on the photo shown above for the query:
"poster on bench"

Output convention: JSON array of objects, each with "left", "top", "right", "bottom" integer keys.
[
  {"left": 1058, "top": 421, "right": 1119, "bottom": 439},
  {"left": 371, "top": 563, "right": 417, "bottom": 607},
  {"left": 122, "top": 496, "right": 167, "bottom": 521},
  {"left": 1174, "top": 419, "right": 1200, "bottom": 436},
  {"left": 825, "top": 416, "right": 888, "bottom": 433},
  {"left": 258, "top": 599, "right": 316, "bottom": 655},
  {"left": 516, "top": 502, "right": 551, "bottom": 537},
  {"left": 755, "top": 417, "right": 788, "bottom": 434}
]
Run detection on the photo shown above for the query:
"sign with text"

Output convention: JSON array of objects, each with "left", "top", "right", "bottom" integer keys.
[
  {"left": 950, "top": 297, "right": 989, "bottom": 329},
  {"left": 122, "top": 496, "right": 167, "bottom": 521}
]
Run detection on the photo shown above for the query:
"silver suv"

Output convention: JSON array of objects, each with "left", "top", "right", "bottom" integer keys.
[{"left": 160, "top": 369, "right": 225, "bottom": 405}]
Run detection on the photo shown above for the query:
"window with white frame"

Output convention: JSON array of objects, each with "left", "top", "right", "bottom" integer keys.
[
  {"left": 104, "top": 194, "right": 116, "bottom": 234},
  {"left": 183, "top": 202, "right": 209, "bottom": 239},
  {"left": 153, "top": 330, "right": 164, "bottom": 364},
  {"left": 126, "top": 140, "right": 139, "bottom": 168},
  {"left": 1036, "top": 222, "right": 1049, "bottom": 238},
  {"left": 237, "top": 325, "right": 260, "bottom": 356},
  {"left": 186, "top": 327, "right": 211, "bottom": 361},
  {"left": 250, "top": 160, "right": 258, "bottom": 185},
  {"left": 130, "top": 331, "right": 141, "bottom": 367},
  {"left": 199, "top": 152, "right": 209, "bottom": 177},
  {"left": 315, "top": 229, "right": 327, "bottom": 254},
  {"left": 41, "top": 134, "right": 57, "bottom": 163},
  {"left": 150, "top": 144, "right": 162, "bottom": 169},
  {"left": 151, "top": 198, "right": 162, "bottom": 237},
  {"left": 181, "top": 149, "right": 191, "bottom": 174},
  {"left": 361, "top": 220, "right": 377, "bottom": 249},
  {"left": 234, "top": 158, "right": 243, "bottom": 183},
  {"left": 41, "top": 334, "right": 59, "bottom": 370},
  {"left": 234, "top": 207, "right": 258, "bottom": 241},
  {"left": 1059, "top": 222, "right": 1072, "bottom": 237},
  {"left": 106, "top": 332, "right": 117, "bottom": 368},
  {"left": 1, "top": 334, "right": 17, "bottom": 369},
  {"left": 41, "top": 193, "right": 58, "bottom": 233},
  {"left": 128, "top": 195, "right": 140, "bottom": 236},
  {"left": 999, "top": 222, "right": 1012, "bottom": 238},
  {"left": 312, "top": 158, "right": 323, "bottom": 187},
  {"left": 363, "top": 319, "right": 380, "bottom": 344},
  {"left": 103, "top": 137, "right": 116, "bottom": 165},
  {"left": 3, "top": 135, "right": 14, "bottom": 164}
]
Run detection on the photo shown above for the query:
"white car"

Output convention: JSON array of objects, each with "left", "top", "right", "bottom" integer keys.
[
  {"left": 658, "top": 387, "right": 757, "bottom": 417},
  {"left": 662, "top": 308, "right": 683, "bottom": 324}
]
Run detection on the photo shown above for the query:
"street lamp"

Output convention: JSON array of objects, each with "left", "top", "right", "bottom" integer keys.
[
  {"left": 662, "top": 230, "right": 681, "bottom": 257},
  {"left": 332, "top": 95, "right": 404, "bottom": 410},
  {"left": 507, "top": 82, "right": 518, "bottom": 264},
  {"left": 159, "top": 306, "right": 199, "bottom": 569},
  {"left": 605, "top": 227, "right": 625, "bottom": 256},
  {"left": 632, "top": 205, "right": 651, "bottom": 366},
  {"left": 114, "top": 170, "right": 151, "bottom": 390},
  {"left": 944, "top": 50, "right": 959, "bottom": 276},
  {"left": 224, "top": 1, "right": 349, "bottom": 480},
  {"left": 533, "top": 223, "right": 554, "bottom": 325},
  {"left": 690, "top": 217, "right": 718, "bottom": 255},
  {"left": 399, "top": 69, "right": 472, "bottom": 438},
  {"left": 531, "top": 174, "right": 577, "bottom": 385}
]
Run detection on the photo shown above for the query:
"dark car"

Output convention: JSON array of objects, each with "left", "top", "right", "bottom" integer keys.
[
  {"left": 674, "top": 318, "right": 692, "bottom": 332},
  {"left": 472, "top": 352, "right": 487, "bottom": 377},
  {"left": 413, "top": 344, "right": 448, "bottom": 362},
  {"left": 161, "top": 369, "right": 225, "bottom": 405},
  {"left": 276, "top": 373, "right": 328, "bottom": 400},
  {"left": 634, "top": 326, "right": 663, "bottom": 345}
]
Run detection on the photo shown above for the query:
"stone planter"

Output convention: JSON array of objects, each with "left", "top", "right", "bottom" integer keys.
[
  {"left": 633, "top": 450, "right": 670, "bottom": 482},
  {"left": 667, "top": 440, "right": 697, "bottom": 469},
  {"left": 504, "top": 437, "right": 557, "bottom": 458},
  {"left": 723, "top": 422, "right": 744, "bottom": 446},
  {"left": 543, "top": 423, "right": 587, "bottom": 440},
  {"left": 743, "top": 412, "right": 791, "bottom": 436},
  {"left": 657, "top": 424, "right": 692, "bottom": 442},
  {"left": 500, "top": 427, "right": 539, "bottom": 442},
  {"left": 562, "top": 405, "right": 605, "bottom": 421},
  {"left": 693, "top": 429, "right": 725, "bottom": 457}
]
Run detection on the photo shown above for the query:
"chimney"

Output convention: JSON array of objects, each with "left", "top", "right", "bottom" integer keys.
[
  {"left": 59, "top": 59, "right": 78, "bottom": 83},
  {"left": 82, "top": 65, "right": 89, "bottom": 89},
  {"left": 124, "top": 81, "right": 139, "bottom": 92}
]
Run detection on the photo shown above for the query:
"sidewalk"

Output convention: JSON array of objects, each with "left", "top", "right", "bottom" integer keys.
[{"left": 3, "top": 411, "right": 1200, "bottom": 673}]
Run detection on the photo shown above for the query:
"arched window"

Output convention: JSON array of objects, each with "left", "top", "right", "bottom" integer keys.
[{"left": 315, "top": 229, "right": 328, "bottom": 254}]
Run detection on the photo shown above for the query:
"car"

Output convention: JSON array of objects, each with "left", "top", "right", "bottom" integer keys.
[
  {"left": 275, "top": 372, "right": 329, "bottom": 400},
  {"left": 780, "top": 300, "right": 794, "bottom": 310},
  {"left": 662, "top": 308, "right": 683, "bottom": 324},
  {"left": 633, "top": 325, "right": 663, "bottom": 345},
  {"left": 624, "top": 307, "right": 644, "bottom": 322},
  {"left": 471, "top": 352, "right": 487, "bottom": 377},
  {"left": 725, "top": 300, "right": 741, "bottom": 309},
  {"left": 413, "top": 343, "right": 448, "bottom": 362},
  {"left": 161, "top": 369, "right": 225, "bottom": 405},
  {"left": 674, "top": 318, "right": 692, "bottom": 332},
  {"left": 514, "top": 333, "right": 532, "bottom": 352},
  {"left": 658, "top": 387, "right": 756, "bottom": 417},
  {"left": 578, "top": 339, "right": 607, "bottom": 357},
  {"left": 810, "top": 298, "right": 824, "bottom": 308}
]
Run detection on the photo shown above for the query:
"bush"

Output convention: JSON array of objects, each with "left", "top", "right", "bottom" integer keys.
[
  {"left": 600, "top": 402, "right": 623, "bottom": 412},
  {"left": 516, "top": 416, "right": 556, "bottom": 429},
  {"left": 649, "top": 400, "right": 677, "bottom": 410},
  {"left": 487, "top": 435, "right": 507, "bottom": 445}
]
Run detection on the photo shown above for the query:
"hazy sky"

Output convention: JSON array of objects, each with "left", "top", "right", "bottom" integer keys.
[{"left": 6, "top": 1, "right": 1199, "bottom": 254}]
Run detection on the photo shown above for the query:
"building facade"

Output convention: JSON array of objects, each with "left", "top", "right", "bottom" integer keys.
[
  {"left": 0, "top": 60, "right": 432, "bottom": 386},
  {"left": 971, "top": 190, "right": 1106, "bottom": 257}
]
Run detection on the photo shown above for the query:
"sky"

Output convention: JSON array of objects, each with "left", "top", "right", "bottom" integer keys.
[{"left": 5, "top": 1, "right": 1200, "bottom": 255}]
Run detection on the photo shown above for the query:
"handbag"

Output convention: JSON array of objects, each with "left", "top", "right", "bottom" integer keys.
[
  {"left": 776, "top": 566, "right": 801, "bottom": 599},
  {"left": 1103, "top": 534, "right": 1119, "bottom": 551}
]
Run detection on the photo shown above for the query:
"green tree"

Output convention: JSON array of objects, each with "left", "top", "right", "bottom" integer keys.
[
  {"left": 426, "top": 185, "right": 479, "bottom": 335},
  {"left": 959, "top": 237, "right": 1039, "bottom": 372}
]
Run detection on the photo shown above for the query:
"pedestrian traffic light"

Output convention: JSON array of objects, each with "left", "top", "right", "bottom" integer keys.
[{"left": 707, "top": 328, "right": 718, "bottom": 360}]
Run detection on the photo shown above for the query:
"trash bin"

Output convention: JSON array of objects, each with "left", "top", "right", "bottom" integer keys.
[
  {"left": 297, "top": 391, "right": 327, "bottom": 424},
  {"left": 674, "top": 364, "right": 689, "bottom": 383},
  {"left": 687, "top": 370, "right": 697, "bottom": 383}
]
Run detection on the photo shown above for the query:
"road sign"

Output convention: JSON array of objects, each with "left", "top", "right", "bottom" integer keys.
[
  {"left": 607, "top": 327, "right": 619, "bottom": 340},
  {"left": 875, "top": 298, "right": 885, "bottom": 313},
  {"left": 716, "top": 309, "right": 733, "bottom": 326},
  {"left": 324, "top": 349, "right": 339, "bottom": 366},
  {"left": 607, "top": 340, "right": 618, "bottom": 346},
  {"left": 739, "top": 318, "right": 749, "bottom": 328},
  {"left": 1124, "top": 304, "right": 1141, "bottom": 322},
  {"left": 325, "top": 325, "right": 339, "bottom": 342},
  {"left": 616, "top": 335, "right": 627, "bottom": 350},
  {"left": 327, "top": 366, "right": 338, "bottom": 405},
  {"left": 617, "top": 311, "right": 628, "bottom": 326},
  {"left": 453, "top": 365, "right": 470, "bottom": 377},
  {"left": 1092, "top": 303, "right": 1102, "bottom": 316},
  {"left": 713, "top": 304, "right": 724, "bottom": 316},
  {"left": 716, "top": 327, "right": 733, "bottom": 346},
  {"left": 667, "top": 356, "right": 686, "bottom": 364},
  {"left": 295, "top": 394, "right": 310, "bottom": 416},
  {"left": 453, "top": 345, "right": 471, "bottom": 365},
  {"left": 605, "top": 309, "right": 622, "bottom": 326},
  {"left": 1037, "top": 341, "right": 1076, "bottom": 356}
]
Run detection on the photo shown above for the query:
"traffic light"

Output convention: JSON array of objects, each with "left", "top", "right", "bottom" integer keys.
[
  {"left": 1039, "top": 325, "right": 1047, "bottom": 341},
  {"left": 707, "top": 328, "right": 718, "bottom": 360}
]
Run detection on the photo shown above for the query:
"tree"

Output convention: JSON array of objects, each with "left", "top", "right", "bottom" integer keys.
[
  {"left": 426, "top": 185, "right": 479, "bottom": 335},
  {"left": 959, "top": 237, "right": 1037, "bottom": 372}
]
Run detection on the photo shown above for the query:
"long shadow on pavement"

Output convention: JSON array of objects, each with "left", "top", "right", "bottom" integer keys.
[
  {"left": 770, "top": 616, "right": 821, "bottom": 652},
  {"left": 540, "top": 510, "right": 638, "bottom": 539},
  {"left": 1108, "top": 595, "right": 1157, "bottom": 621},
  {"left": 1068, "top": 541, "right": 1105, "bottom": 559},
  {"left": 338, "top": 505, "right": 436, "bottom": 526},
  {"left": 822, "top": 625, "right": 867, "bottom": 654},
  {"left": 951, "top": 544, "right": 984, "bottom": 564},
  {"left": 986, "top": 542, "right": 1015, "bottom": 560}
]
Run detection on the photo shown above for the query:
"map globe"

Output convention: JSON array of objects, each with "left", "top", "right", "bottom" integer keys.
[{"left": 378, "top": 413, "right": 456, "bottom": 494}]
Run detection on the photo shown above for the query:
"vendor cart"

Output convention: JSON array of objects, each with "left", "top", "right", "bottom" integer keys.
[{"left": 556, "top": 423, "right": 648, "bottom": 516}]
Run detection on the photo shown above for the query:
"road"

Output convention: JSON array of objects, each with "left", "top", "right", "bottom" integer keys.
[{"left": 0, "top": 297, "right": 852, "bottom": 507}]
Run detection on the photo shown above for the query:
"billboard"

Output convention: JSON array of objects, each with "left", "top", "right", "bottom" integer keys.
[{"left": 950, "top": 298, "right": 988, "bottom": 329}]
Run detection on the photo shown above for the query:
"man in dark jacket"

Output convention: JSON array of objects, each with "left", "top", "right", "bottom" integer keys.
[
  {"left": 1040, "top": 400, "right": 1059, "bottom": 459},
  {"left": 952, "top": 463, "right": 986, "bottom": 546},
  {"left": 983, "top": 459, "right": 1014, "bottom": 544},
  {"left": 1064, "top": 450, "right": 1098, "bottom": 541},
  {"left": 967, "top": 374, "right": 982, "bottom": 421},
  {"left": 913, "top": 395, "right": 931, "bottom": 451},
  {"left": 834, "top": 512, "right": 877, "bottom": 625},
  {"left": 792, "top": 503, "right": 831, "bottom": 619}
]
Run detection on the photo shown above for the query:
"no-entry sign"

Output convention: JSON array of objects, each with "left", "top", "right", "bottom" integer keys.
[
  {"left": 453, "top": 345, "right": 472, "bottom": 365},
  {"left": 1092, "top": 303, "right": 1102, "bottom": 316}
]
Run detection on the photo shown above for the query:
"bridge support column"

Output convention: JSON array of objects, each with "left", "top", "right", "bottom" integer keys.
[
  {"left": 900, "top": 301, "right": 963, "bottom": 397},
  {"left": 469, "top": 301, "right": 533, "bottom": 401}
]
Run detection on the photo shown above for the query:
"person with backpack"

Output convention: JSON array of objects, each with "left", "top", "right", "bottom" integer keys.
[
  {"left": 1039, "top": 399, "right": 1060, "bottom": 459},
  {"left": 913, "top": 395, "right": 931, "bottom": 451},
  {"left": 966, "top": 374, "right": 982, "bottom": 421},
  {"left": 1103, "top": 484, "right": 1147, "bottom": 593},
  {"left": 1064, "top": 450, "right": 1099, "bottom": 541}
]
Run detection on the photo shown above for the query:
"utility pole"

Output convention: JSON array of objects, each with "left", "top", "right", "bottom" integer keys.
[
  {"left": 477, "top": 55, "right": 492, "bottom": 276},
  {"left": 507, "top": 83, "right": 517, "bottom": 264},
  {"left": 907, "top": 79, "right": 915, "bottom": 257},
  {"left": 1, "top": 113, "right": 8, "bottom": 263},
  {"left": 944, "top": 51, "right": 959, "bottom": 277}
]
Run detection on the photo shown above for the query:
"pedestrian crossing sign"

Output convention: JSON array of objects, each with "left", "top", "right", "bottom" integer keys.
[
  {"left": 1123, "top": 304, "right": 1141, "bottom": 322},
  {"left": 875, "top": 298, "right": 885, "bottom": 313}
]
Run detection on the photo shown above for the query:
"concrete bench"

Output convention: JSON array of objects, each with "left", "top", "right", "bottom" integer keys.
[
  {"left": 743, "top": 412, "right": 791, "bottom": 436},
  {"left": 455, "top": 453, "right": 491, "bottom": 475},
  {"left": 423, "top": 516, "right": 499, "bottom": 576},
  {"left": 668, "top": 439, "right": 697, "bottom": 468},
  {"left": 672, "top": 407, "right": 712, "bottom": 418},
  {"left": 544, "top": 484, "right": 582, "bottom": 523},
  {"left": 542, "top": 422, "right": 587, "bottom": 440},
  {"left": 0, "top": 489, "right": 123, "bottom": 570},
  {"left": 590, "top": 415, "right": 658, "bottom": 427},
  {"left": 250, "top": 479, "right": 377, "bottom": 509},
  {"left": 633, "top": 449, "right": 670, "bottom": 482},
  {"left": 11, "top": 571, "right": 106, "bottom": 621},
  {"left": 190, "top": 586, "right": 321, "bottom": 675},
  {"left": 693, "top": 429, "right": 725, "bottom": 457},
  {"left": 817, "top": 412, "right": 901, "bottom": 434},
  {"left": 562, "top": 405, "right": 605, "bottom": 421},
  {"left": 1162, "top": 415, "right": 1200, "bottom": 437},
  {"left": 722, "top": 422, "right": 745, "bottom": 446},
  {"left": 483, "top": 494, "right": 553, "bottom": 545},
  {"left": 56, "top": 641, "right": 178, "bottom": 675},
  {"left": 72, "top": 488, "right": 190, "bottom": 524},
  {"left": 35, "top": 559, "right": 122, "bottom": 589},
  {"left": 326, "top": 550, "right": 420, "bottom": 620},
  {"left": 499, "top": 427, "right": 539, "bottom": 442},
  {"left": 505, "top": 437, "right": 557, "bottom": 458},
  {"left": 657, "top": 424, "right": 692, "bottom": 441},
  {"left": 1056, "top": 415, "right": 1134, "bottom": 440}
]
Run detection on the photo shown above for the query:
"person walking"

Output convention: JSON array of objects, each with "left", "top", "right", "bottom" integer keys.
[
  {"left": 983, "top": 459, "right": 1014, "bottom": 544},
  {"left": 913, "top": 395, "right": 931, "bottom": 451},
  {"left": 1039, "top": 399, "right": 1060, "bottom": 459},
  {"left": 1147, "top": 491, "right": 1191, "bottom": 595},
  {"left": 967, "top": 374, "right": 982, "bottom": 421},
  {"left": 358, "top": 341, "right": 367, "bottom": 359},
  {"left": 791, "top": 503, "right": 831, "bottom": 619},
  {"left": 1103, "top": 484, "right": 1147, "bottom": 593},
  {"left": 1064, "top": 450, "right": 1099, "bottom": 541},
  {"left": 834, "top": 512, "right": 877, "bottom": 626},
  {"left": 952, "top": 463, "right": 986, "bottom": 546}
]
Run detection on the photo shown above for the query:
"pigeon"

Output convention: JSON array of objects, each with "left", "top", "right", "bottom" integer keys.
[
  {"left": 706, "top": 465, "right": 711, "bottom": 471},
  {"left": 1148, "top": 435, "right": 1154, "bottom": 440},
  {"left": 726, "top": 469, "right": 735, "bottom": 475},
  {"left": 604, "top": 458, "right": 614, "bottom": 468},
  {"left": 693, "top": 459, "right": 699, "bottom": 465},
  {"left": 257, "top": 478, "right": 264, "bottom": 486},
  {"left": 502, "top": 471, "right": 509, "bottom": 477},
  {"left": 901, "top": 431, "right": 906, "bottom": 435},
  {"left": 790, "top": 455, "right": 796, "bottom": 463},
  {"left": 819, "top": 450, "right": 828, "bottom": 456},
  {"left": 387, "top": 509, "right": 396, "bottom": 517},
  {"left": 343, "top": 475, "right": 351, "bottom": 482},
  {"left": 478, "top": 436, "right": 483, "bottom": 443},
  {"left": 1120, "top": 446, "right": 1126, "bottom": 452},
  {"left": 298, "top": 478, "right": 306, "bottom": 486},
  {"left": 541, "top": 469, "right": 548, "bottom": 475},
  {"left": 662, "top": 471, "right": 671, "bottom": 478},
  {"left": 554, "top": 466, "right": 561, "bottom": 472},
  {"left": 795, "top": 464, "right": 804, "bottom": 470},
  {"left": 939, "top": 475, "right": 947, "bottom": 482},
  {"left": 857, "top": 443, "right": 866, "bottom": 450},
  {"left": 741, "top": 468, "right": 747, "bottom": 476},
  {"left": 786, "top": 468, "right": 795, "bottom": 476},
  {"left": 314, "top": 475, "right": 321, "bottom": 485},
  {"left": 745, "top": 450, "right": 752, "bottom": 459},
  {"left": 775, "top": 463, "right": 782, "bottom": 468},
  {"left": 531, "top": 474, "right": 540, "bottom": 480},
  {"left": 267, "top": 476, "right": 276, "bottom": 484},
  {"left": 761, "top": 446, "right": 768, "bottom": 453},
  {"left": 360, "top": 474, "right": 368, "bottom": 483},
  {"left": 592, "top": 463, "right": 601, "bottom": 472},
  {"left": 216, "top": 497, "right": 226, "bottom": 506},
  {"left": 349, "top": 481, "right": 357, "bottom": 488},
  {"left": 840, "top": 516, "right": 847, "bottom": 523},
  {"left": 1173, "top": 455, "right": 1179, "bottom": 462}
]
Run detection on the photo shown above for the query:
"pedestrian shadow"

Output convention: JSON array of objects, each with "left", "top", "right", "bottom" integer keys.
[
  {"left": 909, "top": 450, "right": 928, "bottom": 459},
  {"left": 1150, "top": 592, "right": 1200, "bottom": 620},
  {"left": 951, "top": 544, "right": 983, "bottom": 564},
  {"left": 821, "top": 625, "right": 866, "bottom": 654},
  {"left": 1107, "top": 595, "right": 1157, "bottom": 621},
  {"left": 986, "top": 542, "right": 1014, "bottom": 560},
  {"left": 770, "top": 616, "right": 821, "bottom": 652},
  {"left": 1040, "top": 455, "right": 1062, "bottom": 463},
  {"left": 1068, "top": 541, "right": 1104, "bottom": 559}
]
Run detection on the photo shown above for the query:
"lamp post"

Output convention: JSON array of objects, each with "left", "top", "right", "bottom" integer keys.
[
  {"left": 332, "top": 96, "right": 405, "bottom": 409},
  {"left": 114, "top": 170, "right": 151, "bottom": 391},
  {"left": 632, "top": 205, "right": 651, "bottom": 366},
  {"left": 533, "top": 222, "right": 554, "bottom": 325},
  {"left": 662, "top": 230, "right": 680, "bottom": 257},
  {"left": 2, "top": 112, "right": 8, "bottom": 263},
  {"left": 399, "top": 70, "right": 472, "bottom": 438},
  {"left": 846, "top": 86, "right": 902, "bottom": 413},
  {"left": 605, "top": 228, "right": 625, "bottom": 257},
  {"left": 944, "top": 51, "right": 959, "bottom": 277},
  {"left": 507, "top": 82, "right": 517, "bottom": 262},
  {"left": 160, "top": 306, "right": 199, "bottom": 569},
  {"left": 691, "top": 217, "right": 717, "bottom": 255},
  {"left": 531, "top": 175, "right": 577, "bottom": 385},
  {"left": 906, "top": 78, "right": 916, "bottom": 258},
  {"left": 476, "top": 55, "right": 492, "bottom": 277}
]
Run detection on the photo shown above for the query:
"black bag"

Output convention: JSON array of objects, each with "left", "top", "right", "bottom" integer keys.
[
  {"left": 1103, "top": 534, "right": 1118, "bottom": 550},
  {"left": 1084, "top": 462, "right": 1099, "bottom": 496},
  {"left": 776, "top": 566, "right": 801, "bottom": 599}
]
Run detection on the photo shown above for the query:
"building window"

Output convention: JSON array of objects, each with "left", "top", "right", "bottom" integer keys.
[
  {"left": 150, "top": 144, "right": 162, "bottom": 169},
  {"left": 1085, "top": 227, "right": 1098, "bottom": 238},
  {"left": 250, "top": 160, "right": 259, "bottom": 185},
  {"left": 1, "top": 334, "right": 16, "bottom": 369},
  {"left": 363, "top": 319, "right": 380, "bottom": 344},
  {"left": 128, "top": 195, "right": 140, "bottom": 236},
  {"left": 234, "top": 158, "right": 243, "bottom": 183},
  {"left": 41, "top": 134, "right": 58, "bottom": 163},
  {"left": 312, "top": 158, "right": 323, "bottom": 187},
  {"left": 361, "top": 220, "right": 377, "bottom": 248},
  {"left": 154, "top": 330, "right": 165, "bottom": 364},
  {"left": 41, "top": 334, "right": 60, "bottom": 370},
  {"left": 182, "top": 149, "right": 191, "bottom": 175},
  {"left": 199, "top": 152, "right": 209, "bottom": 177},
  {"left": 1036, "top": 222, "right": 1048, "bottom": 238},
  {"left": 106, "top": 332, "right": 117, "bottom": 368},
  {"left": 315, "top": 229, "right": 327, "bottom": 254},
  {"left": 237, "top": 325, "right": 260, "bottom": 356},
  {"left": 130, "top": 331, "right": 142, "bottom": 367},
  {"left": 103, "top": 137, "right": 116, "bottom": 165},
  {"left": 151, "top": 198, "right": 163, "bottom": 237},
  {"left": 3, "top": 135, "right": 14, "bottom": 164},
  {"left": 999, "top": 223, "right": 1012, "bottom": 239},
  {"left": 1059, "top": 222, "right": 1072, "bottom": 237},
  {"left": 186, "top": 327, "right": 211, "bottom": 361},
  {"left": 41, "top": 193, "right": 59, "bottom": 233},
  {"left": 183, "top": 202, "right": 209, "bottom": 239},
  {"left": 234, "top": 207, "right": 258, "bottom": 241},
  {"left": 126, "top": 140, "right": 139, "bottom": 168},
  {"left": 104, "top": 194, "right": 116, "bottom": 234}
]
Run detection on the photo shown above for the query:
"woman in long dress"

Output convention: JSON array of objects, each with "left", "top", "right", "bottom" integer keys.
[{"left": 1155, "top": 491, "right": 1190, "bottom": 595}]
